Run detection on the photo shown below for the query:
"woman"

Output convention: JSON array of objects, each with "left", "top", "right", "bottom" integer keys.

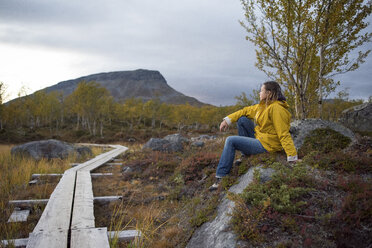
[{"left": 209, "top": 81, "right": 299, "bottom": 190}]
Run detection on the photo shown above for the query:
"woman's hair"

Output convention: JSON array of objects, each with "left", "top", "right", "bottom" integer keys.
[{"left": 262, "top": 81, "right": 286, "bottom": 104}]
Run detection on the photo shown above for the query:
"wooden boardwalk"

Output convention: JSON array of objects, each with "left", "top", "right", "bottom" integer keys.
[{"left": 25, "top": 144, "right": 128, "bottom": 248}]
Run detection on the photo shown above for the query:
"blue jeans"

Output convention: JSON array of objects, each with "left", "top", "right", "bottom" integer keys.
[{"left": 216, "top": 117, "right": 267, "bottom": 178}]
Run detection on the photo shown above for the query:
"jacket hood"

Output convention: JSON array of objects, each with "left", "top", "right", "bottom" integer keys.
[
  {"left": 259, "top": 100, "right": 290, "bottom": 109},
  {"left": 275, "top": 100, "right": 290, "bottom": 109}
]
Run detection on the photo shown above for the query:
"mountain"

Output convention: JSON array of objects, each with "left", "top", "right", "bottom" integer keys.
[{"left": 41, "top": 69, "right": 206, "bottom": 106}]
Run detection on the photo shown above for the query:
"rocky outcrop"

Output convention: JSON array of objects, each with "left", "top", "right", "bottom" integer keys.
[
  {"left": 339, "top": 102, "right": 372, "bottom": 132},
  {"left": 41, "top": 69, "right": 206, "bottom": 106},
  {"left": 142, "top": 134, "right": 189, "bottom": 152},
  {"left": 191, "top": 135, "right": 217, "bottom": 142},
  {"left": 290, "top": 119, "right": 356, "bottom": 149},
  {"left": 186, "top": 166, "right": 274, "bottom": 248},
  {"left": 11, "top": 139, "right": 92, "bottom": 161}
]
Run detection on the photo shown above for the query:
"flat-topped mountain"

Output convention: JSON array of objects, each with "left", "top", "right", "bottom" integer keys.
[{"left": 42, "top": 69, "right": 206, "bottom": 106}]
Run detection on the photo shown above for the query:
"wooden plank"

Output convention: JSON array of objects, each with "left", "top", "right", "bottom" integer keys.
[
  {"left": 26, "top": 230, "right": 68, "bottom": 248},
  {"left": 1, "top": 238, "right": 29, "bottom": 247},
  {"left": 1, "top": 229, "right": 140, "bottom": 247},
  {"left": 107, "top": 230, "right": 141, "bottom": 241},
  {"left": 9, "top": 199, "right": 49, "bottom": 205},
  {"left": 28, "top": 179, "right": 38, "bottom": 185},
  {"left": 32, "top": 173, "right": 112, "bottom": 178},
  {"left": 8, "top": 209, "right": 30, "bottom": 222},
  {"left": 94, "top": 196, "right": 122, "bottom": 202},
  {"left": 31, "top": 170, "right": 76, "bottom": 233},
  {"left": 9, "top": 195, "right": 121, "bottom": 206},
  {"left": 71, "top": 228, "right": 109, "bottom": 248},
  {"left": 105, "top": 162, "right": 122, "bottom": 166},
  {"left": 32, "top": 173, "right": 63, "bottom": 178},
  {"left": 71, "top": 171, "right": 95, "bottom": 229},
  {"left": 27, "top": 170, "right": 76, "bottom": 248},
  {"left": 91, "top": 173, "right": 113, "bottom": 177}
]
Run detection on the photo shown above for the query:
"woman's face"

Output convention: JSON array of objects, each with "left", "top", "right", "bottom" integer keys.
[{"left": 259, "top": 85, "right": 268, "bottom": 101}]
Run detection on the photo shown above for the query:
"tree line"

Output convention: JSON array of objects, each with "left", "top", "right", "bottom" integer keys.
[
  {"left": 0, "top": 81, "right": 239, "bottom": 136},
  {"left": 0, "top": 81, "right": 365, "bottom": 137}
]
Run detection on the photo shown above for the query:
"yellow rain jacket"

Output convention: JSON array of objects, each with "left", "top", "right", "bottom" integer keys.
[{"left": 225, "top": 100, "right": 297, "bottom": 159}]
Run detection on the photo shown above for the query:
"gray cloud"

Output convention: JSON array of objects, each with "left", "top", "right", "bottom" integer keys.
[{"left": 0, "top": 0, "right": 371, "bottom": 105}]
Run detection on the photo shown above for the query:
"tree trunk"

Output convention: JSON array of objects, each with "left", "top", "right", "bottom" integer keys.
[
  {"left": 294, "top": 93, "right": 300, "bottom": 119},
  {"left": 100, "top": 120, "right": 103, "bottom": 137},
  {"left": 151, "top": 117, "right": 155, "bottom": 129},
  {"left": 76, "top": 114, "right": 80, "bottom": 130},
  {"left": 93, "top": 120, "right": 96, "bottom": 136},
  {"left": 87, "top": 119, "right": 92, "bottom": 135},
  {"left": 318, "top": 45, "right": 325, "bottom": 119}
]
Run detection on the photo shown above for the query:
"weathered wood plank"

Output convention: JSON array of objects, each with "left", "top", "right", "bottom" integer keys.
[
  {"left": 0, "top": 238, "right": 29, "bottom": 247},
  {"left": 31, "top": 173, "right": 112, "bottom": 179},
  {"left": 91, "top": 173, "right": 113, "bottom": 177},
  {"left": 28, "top": 179, "right": 38, "bottom": 185},
  {"left": 32, "top": 173, "right": 63, "bottom": 178},
  {"left": 71, "top": 145, "right": 127, "bottom": 172},
  {"left": 27, "top": 170, "right": 76, "bottom": 248},
  {"left": 94, "top": 196, "right": 122, "bottom": 202},
  {"left": 71, "top": 228, "right": 109, "bottom": 248},
  {"left": 9, "top": 199, "right": 49, "bottom": 205},
  {"left": 31, "top": 170, "right": 76, "bottom": 233},
  {"left": 26, "top": 230, "right": 68, "bottom": 248},
  {"left": 9, "top": 195, "right": 122, "bottom": 206},
  {"left": 8, "top": 209, "right": 30, "bottom": 222},
  {"left": 107, "top": 230, "right": 141, "bottom": 241},
  {"left": 105, "top": 162, "right": 123, "bottom": 166},
  {"left": 71, "top": 171, "right": 94, "bottom": 229},
  {"left": 1, "top": 229, "right": 139, "bottom": 247}
]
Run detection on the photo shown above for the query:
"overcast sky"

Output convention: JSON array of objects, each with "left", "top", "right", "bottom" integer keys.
[{"left": 0, "top": 0, "right": 371, "bottom": 106}]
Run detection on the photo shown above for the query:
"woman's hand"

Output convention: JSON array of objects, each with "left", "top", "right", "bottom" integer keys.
[{"left": 220, "top": 120, "right": 228, "bottom": 132}]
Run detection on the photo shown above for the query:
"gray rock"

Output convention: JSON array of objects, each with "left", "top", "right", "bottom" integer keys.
[
  {"left": 186, "top": 167, "right": 259, "bottom": 248},
  {"left": 142, "top": 137, "right": 183, "bottom": 152},
  {"left": 192, "top": 141, "right": 205, "bottom": 147},
  {"left": 122, "top": 166, "right": 133, "bottom": 174},
  {"left": 163, "top": 133, "right": 189, "bottom": 144},
  {"left": 290, "top": 119, "right": 356, "bottom": 149},
  {"left": 259, "top": 167, "right": 276, "bottom": 183},
  {"left": 75, "top": 146, "right": 93, "bottom": 157},
  {"left": 339, "top": 102, "right": 372, "bottom": 132},
  {"left": 11, "top": 139, "right": 91, "bottom": 161},
  {"left": 191, "top": 135, "right": 217, "bottom": 142}
]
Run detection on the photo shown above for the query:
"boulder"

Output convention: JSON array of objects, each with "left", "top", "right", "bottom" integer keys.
[
  {"left": 339, "top": 102, "right": 372, "bottom": 132},
  {"left": 186, "top": 166, "right": 265, "bottom": 248},
  {"left": 290, "top": 119, "right": 356, "bottom": 149},
  {"left": 259, "top": 167, "right": 276, "bottom": 183},
  {"left": 191, "top": 141, "right": 205, "bottom": 147},
  {"left": 11, "top": 139, "right": 92, "bottom": 161},
  {"left": 191, "top": 135, "right": 217, "bottom": 142},
  {"left": 122, "top": 166, "right": 133, "bottom": 174},
  {"left": 142, "top": 137, "right": 183, "bottom": 152},
  {"left": 163, "top": 133, "right": 189, "bottom": 144}
]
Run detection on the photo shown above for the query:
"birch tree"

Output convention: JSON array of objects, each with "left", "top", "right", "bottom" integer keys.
[{"left": 240, "top": 0, "right": 371, "bottom": 119}]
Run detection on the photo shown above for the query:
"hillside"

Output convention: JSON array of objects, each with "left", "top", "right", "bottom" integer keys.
[{"left": 41, "top": 69, "right": 206, "bottom": 106}]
